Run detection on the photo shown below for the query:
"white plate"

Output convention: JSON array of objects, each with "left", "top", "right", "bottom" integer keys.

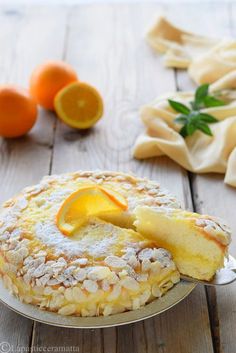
[{"left": 0, "top": 280, "right": 196, "bottom": 328}]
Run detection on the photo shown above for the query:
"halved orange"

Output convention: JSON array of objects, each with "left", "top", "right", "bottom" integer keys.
[
  {"left": 54, "top": 82, "right": 103, "bottom": 129},
  {"left": 56, "top": 185, "right": 128, "bottom": 236}
]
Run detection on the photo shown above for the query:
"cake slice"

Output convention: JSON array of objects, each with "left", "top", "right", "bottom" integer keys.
[{"left": 134, "top": 206, "right": 231, "bottom": 280}]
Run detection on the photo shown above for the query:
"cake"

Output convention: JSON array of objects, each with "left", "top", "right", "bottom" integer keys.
[
  {"left": 0, "top": 171, "right": 180, "bottom": 317},
  {"left": 0, "top": 171, "right": 231, "bottom": 317},
  {"left": 134, "top": 207, "right": 231, "bottom": 280}
]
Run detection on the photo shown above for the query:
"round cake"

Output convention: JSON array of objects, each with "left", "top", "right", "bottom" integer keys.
[{"left": 0, "top": 171, "right": 181, "bottom": 317}]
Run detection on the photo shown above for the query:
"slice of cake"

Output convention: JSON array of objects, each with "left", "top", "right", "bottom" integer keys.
[{"left": 134, "top": 206, "right": 231, "bottom": 280}]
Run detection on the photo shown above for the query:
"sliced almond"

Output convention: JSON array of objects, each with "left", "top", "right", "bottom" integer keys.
[
  {"left": 58, "top": 304, "right": 76, "bottom": 316},
  {"left": 120, "top": 277, "right": 139, "bottom": 292},
  {"left": 87, "top": 266, "right": 111, "bottom": 281},
  {"left": 104, "top": 256, "right": 127, "bottom": 268},
  {"left": 83, "top": 279, "right": 98, "bottom": 293}
]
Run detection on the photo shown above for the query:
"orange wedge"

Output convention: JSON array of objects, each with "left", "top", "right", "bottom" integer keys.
[
  {"left": 54, "top": 82, "right": 103, "bottom": 129},
  {"left": 56, "top": 185, "right": 128, "bottom": 236}
]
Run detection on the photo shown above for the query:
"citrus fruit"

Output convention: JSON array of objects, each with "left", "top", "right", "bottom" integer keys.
[
  {"left": 54, "top": 82, "right": 103, "bottom": 129},
  {"left": 30, "top": 60, "right": 78, "bottom": 110},
  {"left": 0, "top": 85, "right": 37, "bottom": 138},
  {"left": 56, "top": 185, "right": 128, "bottom": 235}
]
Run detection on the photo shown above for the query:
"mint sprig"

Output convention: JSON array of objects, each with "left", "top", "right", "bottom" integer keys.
[{"left": 168, "top": 84, "right": 224, "bottom": 138}]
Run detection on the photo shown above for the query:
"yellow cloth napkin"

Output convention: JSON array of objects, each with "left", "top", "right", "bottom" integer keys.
[
  {"left": 147, "top": 16, "right": 236, "bottom": 84},
  {"left": 133, "top": 90, "right": 236, "bottom": 188},
  {"left": 189, "top": 40, "right": 236, "bottom": 84}
]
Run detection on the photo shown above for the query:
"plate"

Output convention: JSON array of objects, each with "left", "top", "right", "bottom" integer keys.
[{"left": 0, "top": 280, "right": 195, "bottom": 328}]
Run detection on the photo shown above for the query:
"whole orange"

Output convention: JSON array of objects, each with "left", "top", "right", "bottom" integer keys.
[
  {"left": 0, "top": 85, "right": 37, "bottom": 138},
  {"left": 30, "top": 60, "right": 78, "bottom": 110}
]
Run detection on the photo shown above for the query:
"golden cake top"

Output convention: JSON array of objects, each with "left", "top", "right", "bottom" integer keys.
[{"left": 0, "top": 170, "right": 179, "bottom": 257}]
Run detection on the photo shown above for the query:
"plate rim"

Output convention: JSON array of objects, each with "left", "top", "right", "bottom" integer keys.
[{"left": 0, "top": 280, "right": 196, "bottom": 328}]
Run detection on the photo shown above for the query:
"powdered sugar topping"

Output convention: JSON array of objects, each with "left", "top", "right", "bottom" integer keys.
[{"left": 35, "top": 221, "right": 121, "bottom": 258}]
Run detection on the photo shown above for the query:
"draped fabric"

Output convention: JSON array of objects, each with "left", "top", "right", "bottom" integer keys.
[
  {"left": 147, "top": 16, "right": 236, "bottom": 84},
  {"left": 133, "top": 90, "right": 236, "bottom": 188}
]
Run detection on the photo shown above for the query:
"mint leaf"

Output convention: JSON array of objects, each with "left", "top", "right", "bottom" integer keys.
[
  {"left": 190, "top": 84, "right": 225, "bottom": 110},
  {"left": 179, "top": 125, "right": 188, "bottom": 137},
  {"left": 191, "top": 84, "right": 210, "bottom": 110},
  {"left": 186, "top": 123, "right": 197, "bottom": 136},
  {"left": 197, "top": 113, "right": 218, "bottom": 123},
  {"left": 203, "top": 95, "right": 225, "bottom": 108},
  {"left": 168, "top": 99, "right": 190, "bottom": 115},
  {"left": 190, "top": 101, "right": 199, "bottom": 110},
  {"left": 195, "top": 122, "right": 213, "bottom": 136},
  {"left": 195, "top": 84, "right": 209, "bottom": 103}
]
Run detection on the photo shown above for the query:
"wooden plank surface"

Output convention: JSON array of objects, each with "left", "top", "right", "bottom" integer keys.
[
  {"left": 0, "top": 10, "right": 34, "bottom": 349},
  {"left": 0, "top": 5, "right": 69, "bottom": 351},
  {"left": 0, "top": 2, "right": 235, "bottom": 353},
  {"left": 173, "top": 3, "right": 236, "bottom": 353}
]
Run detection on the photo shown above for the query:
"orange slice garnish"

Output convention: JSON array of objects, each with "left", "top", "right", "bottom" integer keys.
[
  {"left": 56, "top": 185, "right": 128, "bottom": 236},
  {"left": 54, "top": 82, "right": 103, "bottom": 129}
]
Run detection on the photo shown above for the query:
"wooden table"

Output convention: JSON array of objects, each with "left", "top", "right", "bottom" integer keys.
[{"left": 0, "top": 2, "right": 235, "bottom": 353}]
